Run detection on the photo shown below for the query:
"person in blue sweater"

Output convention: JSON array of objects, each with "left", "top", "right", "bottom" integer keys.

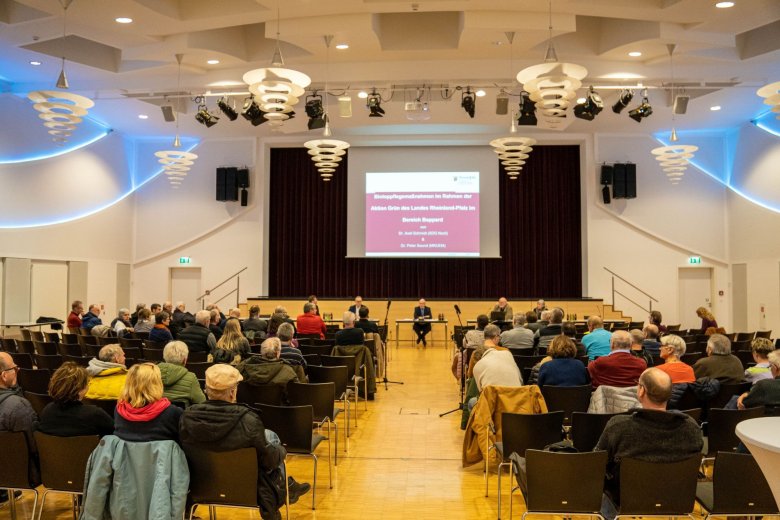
[
  {"left": 538, "top": 335, "right": 589, "bottom": 387},
  {"left": 581, "top": 316, "right": 612, "bottom": 360}
]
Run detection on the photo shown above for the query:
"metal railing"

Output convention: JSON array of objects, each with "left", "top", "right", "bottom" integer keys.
[
  {"left": 196, "top": 267, "right": 247, "bottom": 310},
  {"left": 603, "top": 267, "right": 658, "bottom": 315}
]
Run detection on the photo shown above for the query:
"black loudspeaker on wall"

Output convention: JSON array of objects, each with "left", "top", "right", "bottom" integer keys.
[
  {"left": 216, "top": 167, "right": 249, "bottom": 202},
  {"left": 600, "top": 164, "right": 613, "bottom": 185},
  {"left": 602, "top": 185, "right": 611, "bottom": 204},
  {"left": 607, "top": 163, "right": 636, "bottom": 200}
]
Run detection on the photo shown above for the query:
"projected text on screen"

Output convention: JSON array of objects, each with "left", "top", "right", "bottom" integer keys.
[{"left": 365, "top": 171, "right": 480, "bottom": 257}]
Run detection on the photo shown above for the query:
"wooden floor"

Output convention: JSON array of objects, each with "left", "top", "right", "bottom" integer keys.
[{"left": 14, "top": 343, "right": 735, "bottom": 520}]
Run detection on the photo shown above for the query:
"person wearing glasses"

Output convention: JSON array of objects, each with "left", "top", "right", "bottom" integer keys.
[
  {"left": 0, "top": 351, "right": 40, "bottom": 500},
  {"left": 654, "top": 335, "right": 695, "bottom": 384}
]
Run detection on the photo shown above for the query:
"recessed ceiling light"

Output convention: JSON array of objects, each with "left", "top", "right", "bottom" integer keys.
[
  {"left": 207, "top": 59, "right": 220, "bottom": 65},
  {"left": 357, "top": 91, "right": 368, "bottom": 99},
  {"left": 710, "top": 105, "right": 722, "bottom": 111},
  {"left": 115, "top": 17, "right": 133, "bottom": 23},
  {"left": 475, "top": 89, "right": 486, "bottom": 97},
  {"left": 30, "top": 60, "right": 42, "bottom": 66},
  {"left": 335, "top": 43, "right": 349, "bottom": 50},
  {"left": 576, "top": 97, "right": 587, "bottom": 104},
  {"left": 715, "top": 1, "right": 735, "bottom": 7},
  {"left": 138, "top": 114, "right": 149, "bottom": 119},
  {"left": 628, "top": 51, "right": 642, "bottom": 57}
]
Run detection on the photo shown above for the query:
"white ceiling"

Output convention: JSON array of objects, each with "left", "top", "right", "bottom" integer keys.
[{"left": 1, "top": 0, "right": 779, "bottom": 144}]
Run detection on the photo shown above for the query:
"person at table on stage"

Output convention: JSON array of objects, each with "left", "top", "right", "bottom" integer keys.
[
  {"left": 348, "top": 296, "right": 368, "bottom": 317},
  {"left": 355, "top": 307, "right": 379, "bottom": 334},
  {"left": 489, "top": 297, "right": 513, "bottom": 321},
  {"left": 296, "top": 302, "right": 326, "bottom": 339},
  {"left": 413, "top": 298, "right": 433, "bottom": 347},
  {"left": 307, "top": 295, "right": 320, "bottom": 316},
  {"left": 532, "top": 299, "right": 547, "bottom": 320}
]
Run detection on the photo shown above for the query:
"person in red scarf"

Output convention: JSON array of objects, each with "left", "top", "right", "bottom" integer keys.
[{"left": 114, "top": 363, "right": 183, "bottom": 442}]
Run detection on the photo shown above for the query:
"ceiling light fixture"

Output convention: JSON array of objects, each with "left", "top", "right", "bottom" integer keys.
[
  {"left": 367, "top": 90, "right": 385, "bottom": 117},
  {"left": 627, "top": 90, "right": 653, "bottom": 122},
  {"left": 461, "top": 88, "right": 476, "bottom": 118},
  {"left": 573, "top": 86, "right": 604, "bottom": 121},
  {"left": 475, "top": 89, "right": 487, "bottom": 98},
  {"left": 138, "top": 114, "right": 148, "bottom": 119},
  {"left": 194, "top": 101, "right": 219, "bottom": 127},
  {"left": 155, "top": 53, "right": 198, "bottom": 188},
  {"left": 115, "top": 17, "right": 133, "bottom": 23},
  {"left": 207, "top": 59, "right": 220, "bottom": 65},
  {"left": 338, "top": 96, "right": 352, "bottom": 118},
  {"left": 305, "top": 94, "right": 326, "bottom": 129},
  {"left": 516, "top": 0, "right": 587, "bottom": 130},
  {"left": 242, "top": 9, "right": 310, "bottom": 127},
  {"left": 405, "top": 88, "right": 431, "bottom": 121},
  {"left": 335, "top": 43, "right": 349, "bottom": 50},
  {"left": 241, "top": 96, "right": 268, "bottom": 126},
  {"left": 756, "top": 81, "right": 780, "bottom": 119},
  {"left": 217, "top": 96, "right": 239, "bottom": 120},
  {"left": 489, "top": 137, "right": 537, "bottom": 180},
  {"left": 30, "top": 60, "right": 42, "bottom": 66},
  {"left": 612, "top": 89, "right": 634, "bottom": 113},
  {"left": 710, "top": 105, "right": 721, "bottom": 111},
  {"left": 27, "top": 90, "right": 94, "bottom": 145},
  {"left": 715, "top": 1, "right": 735, "bottom": 7},
  {"left": 628, "top": 51, "right": 642, "bottom": 57},
  {"left": 56, "top": 0, "right": 74, "bottom": 89},
  {"left": 517, "top": 91, "right": 538, "bottom": 126},
  {"left": 357, "top": 91, "right": 368, "bottom": 99}
]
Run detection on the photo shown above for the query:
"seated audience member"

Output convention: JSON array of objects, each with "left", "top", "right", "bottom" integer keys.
[
  {"left": 296, "top": 302, "right": 327, "bottom": 339},
  {"left": 470, "top": 324, "right": 521, "bottom": 389},
  {"left": 348, "top": 296, "right": 368, "bottom": 317},
  {"left": 355, "top": 306, "right": 379, "bottom": 334},
  {"left": 179, "top": 364, "right": 310, "bottom": 520},
  {"left": 335, "top": 311, "right": 365, "bottom": 346},
  {"left": 464, "top": 315, "right": 489, "bottom": 349},
  {"left": 209, "top": 309, "right": 224, "bottom": 341},
  {"left": 588, "top": 330, "right": 647, "bottom": 389},
  {"left": 696, "top": 306, "right": 718, "bottom": 334},
  {"left": 81, "top": 304, "right": 103, "bottom": 332},
  {"left": 524, "top": 311, "right": 541, "bottom": 333},
  {"left": 648, "top": 310, "right": 667, "bottom": 334},
  {"left": 629, "top": 329, "right": 654, "bottom": 367},
  {"left": 0, "top": 351, "right": 39, "bottom": 493},
  {"left": 744, "top": 337, "right": 776, "bottom": 384},
  {"left": 67, "top": 300, "right": 84, "bottom": 331},
  {"left": 213, "top": 318, "right": 251, "bottom": 364},
  {"left": 267, "top": 306, "right": 295, "bottom": 337},
  {"left": 170, "top": 301, "right": 194, "bottom": 338},
  {"left": 177, "top": 310, "right": 217, "bottom": 354},
  {"left": 655, "top": 334, "right": 695, "bottom": 384},
  {"left": 581, "top": 316, "right": 612, "bottom": 361},
  {"left": 114, "top": 363, "right": 182, "bottom": 442},
  {"left": 693, "top": 333, "right": 743, "bottom": 384},
  {"left": 537, "top": 335, "right": 589, "bottom": 387},
  {"left": 489, "top": 297, "right": 514, "bottom": 321},
  {"left": 308, "top": 295, "right": 320, "bottom": 315},
  {"left": 111, "top": 308, "right": 134, "bottom": 338},
  {"left": 37, "top": 362, "right": 114, "bottom": 437},
  {"left": 736, "top": 349, "right": 780, "bottom": 410},
  {"left": 150, "top": 303, "right": 161, "bottom": 315},
  {"left": 642, "top": 324, "right": 661, "bottom": 356},
  {"left": 130, "top": 303, "right": 146, "bottom": 327},
  {"left": 534, "top": 307, "right": 564, "bottom": 350},
  {"left": 237, "top": 338, "right": 298, "bottom": 395},
  {"left": 595, "top": 368, "right": 702, "bottom": 505},
  {"left": 158, "top": 341, "right": 206, "bottom": 407},
  {"left": 500, "top": 313, "right": 535, "bottom": 351},
  {"left": 412, "top": 299, "right": 433, "bottom": 347},
  {"left": 276, "top": 323, "right": 307, "bottom": 380},
  {"left": 149, "top": 311, "right": 174, "bottom": 344},
  {"left": 133, "top": 308, "right": 154, "bottom": 334},
  {"left": 162, "top": 301, "right": 174, "bottom": 316},
  {"left": 243, "top": 305, "right": 268, "bottom": 340},
  {"left": 85, "top": 345, "right": 128, "bottom": 400},
  {"left": 532, "top": 299, "right": 547, "bottom": 320}
]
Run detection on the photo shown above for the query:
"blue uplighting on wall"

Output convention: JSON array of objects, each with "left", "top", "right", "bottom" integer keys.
[
  {"left": 752, "top": 110, "right": 780, "bottom": 138},
  {"left": 0, "top": 126, "right": 112, "bottom": 164}
]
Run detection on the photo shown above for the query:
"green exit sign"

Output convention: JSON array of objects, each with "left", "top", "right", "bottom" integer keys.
[
  {"left": 688, "top": 256, "right": 702, "bottom": 265},
  {"left": 179, "top": 256, "right": 192, "bottom": 264}
]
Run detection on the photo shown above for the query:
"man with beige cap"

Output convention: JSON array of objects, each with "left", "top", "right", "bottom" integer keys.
[{"left": 180, "top": 364, "right": 310, "bottom": 520}]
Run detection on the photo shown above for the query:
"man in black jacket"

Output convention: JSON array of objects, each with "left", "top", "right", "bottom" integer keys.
[
  {"left": 177, "top": 310, "right": 216, "bottom": 354},
  {"left": 180, "top": 364, "right": 310, "bottom": 520}
]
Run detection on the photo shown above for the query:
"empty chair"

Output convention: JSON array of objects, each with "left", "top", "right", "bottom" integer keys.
[
  {"left": 540, "top": 385, "right": 592, "bottom": 426},
  {"left": 256, "top": 403, "right": 330, "bottom": 509},
  {"left": 142, "top": 348, "right": 165, "bottom": 362},
  {"left": 10, "top": 352, "right": 34, "bottom": 369},
  {"left": 185, "top": 362, "right": 212, "bottom": 380},
  {"left": 681, "top": 408, "right": 703, "bottom": 424},
  {"left": 731, "top": 340, "right": 751, "bottom": 352},
  {"left": 0, "top": 431, "right": 40, "bottom": 520},
  {"left": 311, "top": 339, "right": 335, "bottom": 347},
  {"left": 735, "top": 350, "right": 755, "bottom": 368},
  {"left": 299, "top": 344, "right": 334, "bottom": 357},
  {"left": 17, "top": 368, "right": 51, "bottom": 394},
  {"left": 236, "top": 382, "right": 283, "bottom": 406},
  {"left": 571, "top": 411, "right": 625, "bottom": 452},
  {"left": 143, "top": 340, "right": 166, "bottom": 350},
  {"left": 34, "top": 433, "right": 100, "bottom": 520},
  {"left": 666, "top": 324, "right": 681, "bottom": 332},
  {"left": 33, "top": 341, "right": 57, "bottom": 356},
  {"left": 755, "top": 330, "right": 772, "bottom": 339},
  {"left": 34, "top": 354, "right": 63, "bottom": 371},
  {"left": 21, "top": 329, "right": 32, "bottom": 341},
  {"left": 97, "top": 336, "right": 117, "bottom": 346},
  {"left": 321, "top": 354, "right": 366, "bottom": 413},
  {"left": 302, "top": 353, "right": 321, "bottom": 366},
  {"left": 1, "top": 337, "right": 17, "bottom": 352},
  {"left": 44, "top": 332, "right": 60, "bottom": 343},
  {"left": 16, "top": 340, "right": 35, "bottom": 355},
  {"left": 56, "top": 343, "right": 83, "bottom": 357},
  {"left": 83, "top": 344, "right": 102, "bottom": 357},
  {"left": 307, "top": 364, "right": 353, "bottom": 438},
  {"left": 23, "top": 391, "right": 53, "bottom": 416},
  {"left": 709, "top": 382, "right": 751, "bottom": 409},
  {"left": 515, "top": 449, "right": 608, "bottom": 520},
  {"left": 704, "top": 407, "right": 766, "bottom": 460},
  {"left": 61, "top": 333, "right": 78, "bottom": 344},
  {"left": 132, "top": 331, "right": 150, "bottom": 340},
  {"left": 628, "top": 321, "right": 644, "bottom": 329},
  {"left": 119, "top": 337, "right": 143, "bottom": 350},
  {"left": 512, "top": 355, "right": 546, "bottom": 373},
  {"left": 29, "top": 331, "right": 44, "bottom": 342},
  {"left": 187, "top": 351, "right": 208, "bottom": 363},
  {"left": 679, "top": 352, "right": 702, "bottom": 366},
  {"left": 288, "top": 381, "right": 342, "bottom": 462},
  {"left": 696, "top": 451, "right": 779, "bottom": 520},
  {"left": 62, "top": 355, "right": 91, "bottom": 368},
  {"left": 735, "top": 332, "right": 755, "bottom": 343},
  {"left": 297, "top": 333, "right": 321, "bottom": 341},
  {"left": 121, "top": 347, "right": 142, "bottom": 360}
]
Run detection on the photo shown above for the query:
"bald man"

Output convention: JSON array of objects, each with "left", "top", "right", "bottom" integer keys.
[
  {"left": 587, "top": 330, "right": 647, "bottom": 389},
  {"left": 0, "top": 352, "right": 39, "bottom": 489}
]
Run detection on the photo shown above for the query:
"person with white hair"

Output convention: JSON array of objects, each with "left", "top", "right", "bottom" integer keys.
[
  {"left": 236, "top": 337, "right": 298, "bottom": 400},
  {"left": 335, "top": 311, "right": 365, "bottom": 346},
  {"left": 177, "top": 309, "right": 217, "bottom": 354},
  {"left": 693, "top": 333, "right": 743, "bottom": 384},
  {"left": 111, "top": 308, "right": 134, "bottom": 337},
  {"left": 500, "top": 313, "right": 535, "bottom": 351},
  {"left": 158, "top": 341, "right": 206, "bottom": 407},
  {"left": 85, "top": 344, "right": 128, "bottom": 400}
]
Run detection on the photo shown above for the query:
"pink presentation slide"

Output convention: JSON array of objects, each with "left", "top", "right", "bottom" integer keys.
[{"left": 365, "top": 172, "right": 480, "bottom": 257}]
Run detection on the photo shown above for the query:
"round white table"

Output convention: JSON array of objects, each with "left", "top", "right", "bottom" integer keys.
[{"left": 736, "top": 417, "right": 780, "bottom": 509}]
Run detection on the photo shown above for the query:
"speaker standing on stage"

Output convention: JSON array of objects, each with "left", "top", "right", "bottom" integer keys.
[{"left": 413, "top": 298, "right": 433, "bottom": 347}]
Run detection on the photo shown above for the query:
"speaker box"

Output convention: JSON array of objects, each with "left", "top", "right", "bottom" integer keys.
[
  {"left": 236, "top": 168, "right": 249, "bottom": 188},
  {"left": 495, "top": 96, "right": 509, "bottom": 115},
  {"left": 160, "top": 105, "right": 176, "bottom": 122},
  {"left": 612, "top": 163, "right": 627, "bottom": 198},
  {"left": 673, "top": 95, "right": 689, "bottom": 115},
  {"left": 216, "top": 167, "right": 227, "bottom": 201},
  {"left": 216, "top": 167, "right": 239, "bottom": 201},
  {"left": 602, "top": 185, "right": 611, "bottom": 204},
  {"left": 240, "top": 188, "right": 248, "bottom": 207},
  {"left": 625, "top": 163, "right": 637, "bottom": 199},
  {"left": 600, "top": 164, "right": 613, "bottom": 185}
]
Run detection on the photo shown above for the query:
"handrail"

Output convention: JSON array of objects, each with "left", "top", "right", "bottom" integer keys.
[
  {"left": 614, "top": 290, "right": 651, "bottom": 315},
  {"left": 211, "top": 288, "right": 239, "bottom": 308},
  {"left": 603, "top": 267, "right": 658, "bottom": 302},
  {"left": 196, "top": 267, "right": 247, "bottom": 302}
]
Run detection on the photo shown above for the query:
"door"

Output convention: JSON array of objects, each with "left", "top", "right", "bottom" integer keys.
[
  {"left": 678, "top": 267, "right": 713, "bottom": 330},
  {"left": 169, "top": 267, "right": 202, "bottom": 314},
  {"left": 732, "top": 263, "right": 748, "bottom": 333},
  {"left": 30, "top": 260, "right": 68, "bottom": 323}
]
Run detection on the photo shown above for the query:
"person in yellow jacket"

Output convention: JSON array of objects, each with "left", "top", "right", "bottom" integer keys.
[{"left": 85, "top": 344, "right": 128, "bottom": 400}]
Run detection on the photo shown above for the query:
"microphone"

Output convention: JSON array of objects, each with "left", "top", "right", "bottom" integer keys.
[{"left": 454, "top": 304, "right": 461, "bottom": 315}]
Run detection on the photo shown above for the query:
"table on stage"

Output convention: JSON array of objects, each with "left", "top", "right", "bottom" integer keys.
[
  {"left": 736, "top": 417, "right": 780, "bottom": 508},
  {"left": 395, "top": 319, "right": 448, "bottom": 348}
]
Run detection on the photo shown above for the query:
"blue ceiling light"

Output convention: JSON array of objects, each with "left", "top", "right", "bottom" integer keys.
[
  {"left": 0, "top": 126, "right": 111, "bottom": 164},
  {"left": 752, "top": 110, "right": 780, "bottom": 139}
]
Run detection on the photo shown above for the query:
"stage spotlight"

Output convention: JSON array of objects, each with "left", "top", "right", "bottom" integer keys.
[
  {"left": 627, "top": 93, "right": 653, "bottom": 122},
  {"left": 461, "top": 89, "right": 475, "bottom": 118},
  {"left": 305, "top": 94, "right": 326, "bottom": 130},
  {"left": 517, "top": 91, "right": 537, "bottom": 126},
  {"left": 367, "top": 91, "right": 384, "bottom": 117},
  {"left": 573, "top": 86, "right": 604, "bottom": 121},
  {"left": 217, "top": 96, "right": 238, "bottom": 121},
  {"left": 195, "top": 104, "right": 219, "bottom": 127},
  {"left": 612, "top": 89, "right": 634, "bottom": 114},
  {"left": 241, "top": 96, "right": 267, "bottom": 126}
]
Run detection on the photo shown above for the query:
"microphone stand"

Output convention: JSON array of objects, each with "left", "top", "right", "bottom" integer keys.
[
  {"left": 440, "top": 304, "right": 466, "bottom": 417},
  {"left": 380, "top": 300, "right": 403, "bottom": 389}
]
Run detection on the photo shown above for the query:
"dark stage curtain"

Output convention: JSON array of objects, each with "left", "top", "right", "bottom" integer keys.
[{"left": 268, "top": 145, "right": 581, "bottom": 299}]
